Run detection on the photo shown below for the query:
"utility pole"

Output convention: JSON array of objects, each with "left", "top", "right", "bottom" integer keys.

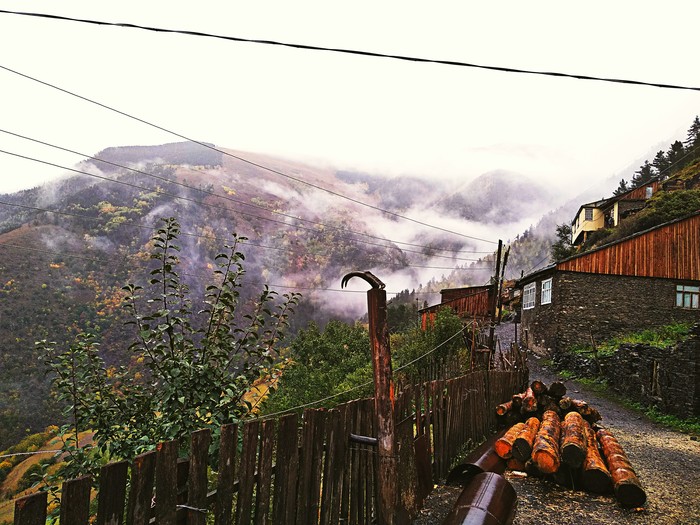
[
  {"left": 341, "top": 271, "right": 397, "bottom": 525},
  {"left": 488, "top": 240, "right": 503, "bottom": 353}
]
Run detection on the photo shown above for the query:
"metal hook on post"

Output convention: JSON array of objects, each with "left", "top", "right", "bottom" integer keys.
[{"left": 341, "top": 271, "right": 397, "bottom": 525}]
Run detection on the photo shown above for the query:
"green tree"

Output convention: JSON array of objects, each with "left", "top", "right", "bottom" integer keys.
[
  {"left": 550, "top": 223, "right": 576, "bottom": 261},
  {"left": 613, "top": 179, "right": 629, "bottom": 196},
  {"left": 652, "top": 150, "right": 670, "bottom": 177},
  {"left": 262, "top": 320, "right": 373, "bottom": 414},
  {"left": 40, "top": 218, "right": 300, "bottom": 478},
  {"left": 631, "top": 160, "right": 656, "bottom": 188}
]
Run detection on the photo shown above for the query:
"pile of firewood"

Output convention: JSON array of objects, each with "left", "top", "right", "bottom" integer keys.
[{"left": 494, "top": 380, "right": 646, "bottom": 508}]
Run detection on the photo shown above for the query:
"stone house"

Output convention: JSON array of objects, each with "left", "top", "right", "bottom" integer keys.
[{"left": 518, "top": 211, "right": 700, "bottom": 355}]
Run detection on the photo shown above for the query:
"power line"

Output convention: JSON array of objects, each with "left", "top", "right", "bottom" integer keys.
[
  {"left": 0, "top": 241, "right": 453, "bottom": 295},
  {"left": 0, "top": 63, "right": 497, "bottom": 245},
  {"left": 2, "top": 10, "right": 700, "bottom": 92},
  {"left": 0, "top": 129, "right": 492, "bottom": 257},
  {"left": 0, "top": 148, "right": 491, "bottom": 263}
]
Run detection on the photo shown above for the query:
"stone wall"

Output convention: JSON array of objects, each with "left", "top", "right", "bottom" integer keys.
[
  {"left": 603, "top": 324, "right": 700, "bottom": 418},
  {"left": 520, "top": 271, "right": 700, "bottom": 355}
]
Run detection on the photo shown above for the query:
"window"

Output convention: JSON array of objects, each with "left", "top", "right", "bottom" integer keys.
[
  {"left": 541, "top": 278, "right": 552, "bottom": 305},
  {"left": 676, "top": 284, "right": 700, "bottom": 309},
  {"left": 523, "top": 282, "right": 536, "bottom": 310},
  {"left": 584, "top": 208, "right": 593, "bottom": 221},
  {"left": 646, "top": 186, "right": 654, "bottom": 198}
]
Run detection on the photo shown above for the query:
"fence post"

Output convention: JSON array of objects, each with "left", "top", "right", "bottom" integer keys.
[{"left": 341, "top": 271, "right": 397, "bottom": 525}]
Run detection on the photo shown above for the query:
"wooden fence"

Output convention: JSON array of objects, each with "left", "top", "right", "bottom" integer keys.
[{"left": 12, "top": 369, "right": 527, "bottom": 525}]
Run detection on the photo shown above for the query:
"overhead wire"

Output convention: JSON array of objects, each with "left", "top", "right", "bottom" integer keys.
[
  {"left": 0, "top": 148, "right": 493, "bottom": 265},
  {"left": 2, "top": 9, "right": 700, "bottom": 92},
  {"left": 0, "top": 63, "right": 497, "bottom": 245},
  {"left": 0, "top": 128, "right": 493, "bottom": 257}
]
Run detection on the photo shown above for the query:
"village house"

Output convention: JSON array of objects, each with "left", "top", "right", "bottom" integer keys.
[
  {"left": 518, "top": 210, "right": 700, "bottom": 356},
  {"left": 570, "top": 181, "right": 660, "bottom": 246},
  {"left": 419, "top": 284, "right": 494, "bottom": 330}
]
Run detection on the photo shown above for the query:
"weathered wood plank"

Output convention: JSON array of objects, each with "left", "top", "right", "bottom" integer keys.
[
  {"left": 271, "top": 414, "right": 298, "bottom": 525},
  {"left": 188, "top": 429, "right": 211, "bottom": 525},
  {"left": 154, "top": 441, "right": 178, "bottom": 525},
  {"left": 61, "top": 475, "right": 92, "bottom": 525},
  {"left": 214, "top": 423, "right": 238, "bottom": 525},
  {"left": 13, "top": 491, "right": 47, "bottom": 525},
  {"left": 96, "top": 460, "right": 128, "bottom": 525},
  {"left": 235, "top": 420, "right": 259, "bottom": 525},
  {"left": 255, "top": 419, "right": 275, "bottom": 525},
  {"left": 126, "top": 451, "right": 156, "bottom": 525}
]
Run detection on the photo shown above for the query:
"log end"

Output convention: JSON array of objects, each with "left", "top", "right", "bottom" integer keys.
[
  {"left": 615, "top": 480, "right": 647, "bottom": 508},
  {"left": 581, "top": 469, "right": 613, "bottom": 494}
]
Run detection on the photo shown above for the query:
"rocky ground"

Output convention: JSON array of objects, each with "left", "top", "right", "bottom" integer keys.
[{"left": 413, "top": 322, "right": 700, "bottom": 525}]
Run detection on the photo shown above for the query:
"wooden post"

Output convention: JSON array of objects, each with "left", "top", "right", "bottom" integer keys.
[
  {"left": 341, "top": 271, "right": 397, "bottom": 525},
  {"left": 488, "top": 240, "right": 503, "bottom": 352},
  {"left": 497, "top": 246, "right": 510, "bottom": 325}
]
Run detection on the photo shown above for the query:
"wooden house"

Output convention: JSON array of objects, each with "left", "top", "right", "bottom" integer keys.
[
  {"left": 571, "top": 181, "right": 660, "bottom": 246},
  {"left": 419, "top": 285, "right": 494, "bottom": 330},
  {"left": 518, "top": 211, "right": 700, "bottom": 355}
]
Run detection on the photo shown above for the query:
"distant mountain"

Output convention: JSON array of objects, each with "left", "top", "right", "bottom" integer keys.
[
  {"left": 438, "top": 170, "right": 555, "bottom": 224},
  {"left": 0, "top": 142, "right": 563, "bottom": 448}
]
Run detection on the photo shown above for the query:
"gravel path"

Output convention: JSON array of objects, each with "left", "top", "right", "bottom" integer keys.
[{"left": 413, "top": 322, "right": 700, "bottom": 525}]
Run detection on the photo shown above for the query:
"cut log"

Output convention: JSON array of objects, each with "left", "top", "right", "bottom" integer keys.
[
  {"left": 551, "top": 464, "right": 582, "bottom": 490},
  {"left": 530, "top": 380, "right": 547, "bottom": 396},
  {"left": 511, "top": 392, "right": 525, "bottom": 410},
  {"left": 548, "top": 381, "right": 567, "bottom": 399},
  {"left": 560, "top": 411, "right": 587, "bottom": 468},
  {"left": 521, "top": 387, "right": 538, "bottom": 413},
  {"left": 531, "top": 410, "right": 561, "bottom": 474},
  {"left": 572, "top": 399, "right": 603, "bottom": 424},
  {"left": 496, "top": 400, "right": 513, "bottom": 416},
  {"left": 581, "top": 421, "right": 612, "bottom": 494},
  {"left": 512, "top": 417, "right": 541, "bottom": 463},
  {"left": 597, "top": 428, "right": 646, "bottom": 507},
  {"left": 537, "top": 394, "right": 559, "bottom": 414},
  {"left": 558, "top": 396, "right": 572, "bottom": 411},
  {"left": 494, "top": 422, "right": 526, "bottom": 459}
]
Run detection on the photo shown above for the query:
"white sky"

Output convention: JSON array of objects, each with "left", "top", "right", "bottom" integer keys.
[{"left": 0, "top": 0, "right": 699, "bottom": 197}]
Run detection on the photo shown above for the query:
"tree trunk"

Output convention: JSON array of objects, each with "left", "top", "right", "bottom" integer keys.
[
  {"left": 532, "top": 410, "right": 561, "bottom": 474},
  {"left": 597, "top": 428, "right": 646, "bottom": 507}
]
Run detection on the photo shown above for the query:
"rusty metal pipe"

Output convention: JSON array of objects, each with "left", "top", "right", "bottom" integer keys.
[
  {"left": 441, "top": 472, "right": 517, "bottom": 525},
  {"left": 446, "top": 430, "right": 507, "bottom": 486}
]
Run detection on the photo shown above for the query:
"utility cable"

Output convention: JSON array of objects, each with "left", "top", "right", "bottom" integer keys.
[
  {"left": 0, "top": 63, "right": 497, "bottom": 244},
  {"left": 1, "top": 10, "right": 700, "bottom": 92},
  {"left": 0, "top": 129, "right": 492, "bottom": 256},
  {"left": 0, "top": 148, "right": 489, "bottom": 262}
]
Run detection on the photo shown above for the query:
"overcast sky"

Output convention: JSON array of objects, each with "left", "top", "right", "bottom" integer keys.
[{"left": 1, "top": 1, "right": 699, "bottom": 197}]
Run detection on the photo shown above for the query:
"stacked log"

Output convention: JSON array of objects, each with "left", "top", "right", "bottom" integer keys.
[
  {"left": 493, "top": 379, "right": 645, "bottom": 508},
  {"left": 496, "top": 380, "right": 603, "bottom": 426},
  {"left": 494, "top": 422, "right": 526, "bottom": 459},
  {"left": 512, "top": 417, "right": 540, "bottom": 463},
  {"left": 531, "top": 410, "right": 561, "bottom": 474},
  {"left": 581, "top": 421, "right": 613, "bottom": 494},
  {"left": 560, "top": 411, "right": 587, "bottom": 468},
  {"left": 597, "top": 428, "right": 647, "bottom": 507}
]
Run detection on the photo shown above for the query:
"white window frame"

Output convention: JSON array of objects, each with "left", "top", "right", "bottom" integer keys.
[
  {"left": 676, "top": 284, "right": 700, "bottom": 309},
  {"left": 523, "top": 282, "right": 536, "bottom": 310},
  {"left": 541, "top": 278, "right": 552, "bottom": 305}
]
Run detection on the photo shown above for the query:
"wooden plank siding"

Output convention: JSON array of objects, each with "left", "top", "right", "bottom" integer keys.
[
  {"left": 557, "top": 212, "right": 700, "bottom": 280},
  {"left": 420, "top": 288, "right": 493, "bottom": 330}
]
